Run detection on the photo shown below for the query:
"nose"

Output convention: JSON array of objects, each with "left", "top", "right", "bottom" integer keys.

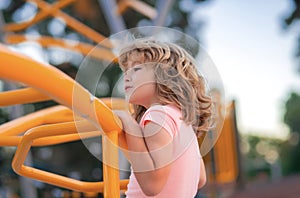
[{"left": 124, "top": 72, "right": 131, "bottom": 82}]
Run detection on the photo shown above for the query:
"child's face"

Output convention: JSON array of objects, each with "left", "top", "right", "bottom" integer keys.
[{"left": 123, "top": 60, "right": 158, "bottom": 108}]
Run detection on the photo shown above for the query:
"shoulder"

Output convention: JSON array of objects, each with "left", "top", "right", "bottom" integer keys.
[
  {"left": 144, "top": 104, "right": 181, "bottom": 118},
  {"left": 140, "top": 104, "right": 182, "bottom": 137},
  {"left": 141, "top": 104, "right": 181, "bottom": 125}
]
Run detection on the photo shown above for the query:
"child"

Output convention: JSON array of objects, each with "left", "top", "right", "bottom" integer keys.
[{"left": 114, "top": 39, "right": 211, "bottom": 197}]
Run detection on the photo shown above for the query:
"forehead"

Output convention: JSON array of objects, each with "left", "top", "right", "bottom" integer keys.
[
  {"left": 127, "top": 50, "right": 145, "bottom": 62},
  {"left": 119, "top": 50, "right": 146, "bottom": 70}
]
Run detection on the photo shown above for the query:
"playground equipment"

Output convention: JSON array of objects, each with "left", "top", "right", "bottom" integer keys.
[{"left": 0, "top": 43, "right": 129, "bottom": 197}]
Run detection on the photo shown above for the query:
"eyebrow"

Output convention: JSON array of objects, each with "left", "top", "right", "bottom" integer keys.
[
  {"left": 124, "top": 61, "right": 142, "bottom": 71},
  {"left": 131, "top": 61, "right": 142, "bottom": 66}
]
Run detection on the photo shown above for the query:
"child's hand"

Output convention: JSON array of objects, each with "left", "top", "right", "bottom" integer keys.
[{"left": 113, "top": 110, "right": 142, "bottom": 137}]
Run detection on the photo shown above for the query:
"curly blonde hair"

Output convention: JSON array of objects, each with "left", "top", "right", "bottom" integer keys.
[{"left": 118, "top": 39, "right": 212, "bottom": 137}]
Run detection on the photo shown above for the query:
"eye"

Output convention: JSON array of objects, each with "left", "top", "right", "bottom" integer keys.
[{"left": 133, "top": 67, "right": 141, "bottom": 72}]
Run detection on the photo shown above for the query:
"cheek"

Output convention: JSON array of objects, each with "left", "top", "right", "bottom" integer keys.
[
  {"left": 133, "top": 72, "right": 155, "bottom": 87},
  {"left": 127, "top": 83, "right": 156, "bottom": 103}
]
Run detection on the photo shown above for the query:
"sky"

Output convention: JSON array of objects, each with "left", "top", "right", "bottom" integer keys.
[{"left": 194, "top": 0, "right": 300, "bottom": 139}]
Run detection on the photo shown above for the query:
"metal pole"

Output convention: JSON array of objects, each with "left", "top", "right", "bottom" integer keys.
[
  {"left": 0, "top": 9, "right": 5, "bottom": 41},
  {"left": 97, "top": 0, "right": 126, "bottom": 34},
  {"left": 232, "top": 100, "right": 245, "bottom": 190},
  {"left": 102, "top": 131, "right": 120, "bottom": 198},
  {"left": 152, "top": 0, "right": 175, "bottom": 26}
]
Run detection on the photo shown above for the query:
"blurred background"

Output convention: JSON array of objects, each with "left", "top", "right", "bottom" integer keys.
[{"left": 0, "top": 0, "right": 300, "bottom": 197}]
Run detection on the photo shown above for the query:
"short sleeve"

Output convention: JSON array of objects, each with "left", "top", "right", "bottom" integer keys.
[{"left": 140, "top": 105, "right": 178, "bottom": 138}]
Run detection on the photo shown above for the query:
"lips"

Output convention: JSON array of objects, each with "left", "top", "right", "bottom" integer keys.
[{"left": 125, "top": 86, "right": 132, "bottom": 91}]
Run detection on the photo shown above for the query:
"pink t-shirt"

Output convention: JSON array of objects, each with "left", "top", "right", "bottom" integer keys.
[{"left": 125, "top": 104, "right": 201, "bottom": 198}]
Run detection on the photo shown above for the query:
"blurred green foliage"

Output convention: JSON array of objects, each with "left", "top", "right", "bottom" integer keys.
[
  {"left": 241, "top": 134, "right": 283, "bottom": 179},
  {"left": 280, "top": 0, "right": 300, "bottom": 176},
  {"left": 281, "top": 92, "right": 300, "bottom": 174},
  {"left": 284, "top": 92, "right": 300, "bottom": 132},
  {"left": 283, "top": 0, "right": 300, "bottom": 71}
]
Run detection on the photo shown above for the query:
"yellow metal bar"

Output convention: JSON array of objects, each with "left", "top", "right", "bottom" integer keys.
[
  {"left": 5, "top": 34, "right": 116, "bottom": 62},
  {"left": 97, "top": 98, "right": 129, "bottom": 152},
  {"left": 117, "top": 0, "right": 157, "bottom": 19},
  {"left": 33, "top": 131, "right": 100, "bottom": 146},
  {"left": 0, "top": 44, "right": 122, "bottom": 134},
  {"left": 11, "top": 121, "right": 129, "bottom": 193},
  {"left": 3, "top": 0, "right": 76, "bottom": 32},
  {"left": 0, "top": 87, "right": 50, "bottom": 106},
  {"left": 0, "top": 45, "right": 131, "bottom": 195},
  {"left": 12, "top": 121, "right": 103, "bottom": 192},
  {"left": 117, "top": 0, "right": 130, "bottom": 15},
  {"left": 0, "top": 136, "right": 21, "bottom": 146},
  {"left": 100, "top": 97, "right": 128, "bottom": 110},
  {"left": 0, "top": 131, "right": 99, "bottom": 147},
  {"left": 0, "top": 104, "right": 101, "bottom": 147},
  {"left": 102, "top": 130, "right": 120, "bottom": 198},
  {"left": 213, "top": 102, "right": 239, "bottom": 183},
  {"left": 0, "top": 86, "right": 125, "bottom": 110},
  {"left": 0, "top": 105, "right": 72, "bottom": 136},
  {"left": 120, "top": 179, "right": 129, "bottom": 192},
  {"left": 32, "top": 0, "right": 111, "bottom": 47}
]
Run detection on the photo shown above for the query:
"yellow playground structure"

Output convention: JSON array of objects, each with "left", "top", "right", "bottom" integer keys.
[
  {"left": 0, "top": 43, "right": 128, "bottom": 197},
  {"left": 0, "top": 0, "right": 241, "bottom": 197}
]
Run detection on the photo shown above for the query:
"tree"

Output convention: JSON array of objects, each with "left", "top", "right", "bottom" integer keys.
[
  {"left": 284, "top": 92, "right": 300, "bottom": 132},
  {"left": 281, "top": 0, "right": 300, "bottom": 175},
  {"left": 282, "top": 92, "right": 300, "bottom": 174},
  {"left": 283, "top": 0, "right": 300, "bottom": 72}
]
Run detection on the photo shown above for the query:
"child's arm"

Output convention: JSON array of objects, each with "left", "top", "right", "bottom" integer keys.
[
  {"left": 114, "top": 110, "right": 173, "bottom": 196},
  {"left": 198, "top": 157, "right": 207, "bottom": 189}
]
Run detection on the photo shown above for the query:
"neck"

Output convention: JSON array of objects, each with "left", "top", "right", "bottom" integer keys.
[{"left": 141, "top": 98, "right": 161, "bottom": 109}]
